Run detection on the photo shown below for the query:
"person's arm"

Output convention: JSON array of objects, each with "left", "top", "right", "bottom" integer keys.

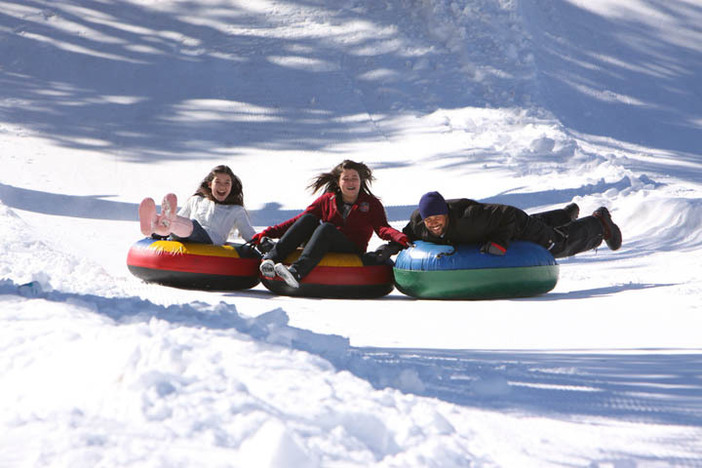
[
  {"left": 369, "top": 198, "right": 409, "bottom": 246},
  {"left": 484, "top": 204, "right": 519, "bottom": 249},
  {"left": 258, "top": 194, "right": 326, "bottom": 239},
  {"left": 177, "top": 196, "right": 194, "bottom": 218},
  {"left": 401, "top": 210, "right": 425, "bottom": 242},
  {"left": 365, "top": 202, "right": 410, "bottom": 262},
  {"left": 231, "top": 207, "right": 256, "bottom": 242},
  {"left": 453, "top": 204, "right": 518, "bottom": 255}
]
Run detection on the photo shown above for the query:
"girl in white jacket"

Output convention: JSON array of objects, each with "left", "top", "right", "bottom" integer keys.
[{"left": 139, "top": 165, "right": 256, "bottom": 245}]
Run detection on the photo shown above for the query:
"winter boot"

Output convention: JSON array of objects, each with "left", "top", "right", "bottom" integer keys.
[
  {"left": 593, "top": 207, "right": 622, "bottom": 250},
  {"left": 259, "top": 259, "right": 276, "bottom": 278},
  {"left": 139, "top": 198, "right": 158, "bottom": 236},
  {"left": 274, "top": 263, "right": 300, "bottom": 289},
  {"left": 564, "top": 203, "right": 580, "bottom": 221}
]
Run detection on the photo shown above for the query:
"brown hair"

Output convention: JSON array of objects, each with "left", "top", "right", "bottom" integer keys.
[
  {"left": 307, "top": 160, "right": 376, "bottom": 197},
  {"left": 195, "top": 165, "right": 244, "bottom": 206}
]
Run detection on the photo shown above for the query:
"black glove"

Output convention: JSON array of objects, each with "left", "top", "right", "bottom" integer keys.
[
  {"left": 254, "top": 236, "right": 275, "bottom": 255},
  {"left": 371, "top": 242, "right": 405, "bottom": 263},
  {"left": 480, "top": 241, "right": 507, "bottom": 256}
]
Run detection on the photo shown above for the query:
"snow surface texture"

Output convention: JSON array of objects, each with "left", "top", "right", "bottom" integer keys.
[{"left": 1, "top": 0, "right": 701, "bottom": 466}]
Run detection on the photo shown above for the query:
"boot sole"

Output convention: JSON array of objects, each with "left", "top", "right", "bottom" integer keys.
[{"left": 606, "top": 224, "right": 622, "bottom": 250}]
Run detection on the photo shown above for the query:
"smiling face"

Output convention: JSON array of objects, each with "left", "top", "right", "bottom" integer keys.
[
  {"left": 209, "top": 173, "right": 233, "bottom": 202},
  {"left": 423, "top": 214, "right": 449, "bottom": 237},
  {"left": 338, "top": 168, "right": 361, "bottom": 203}
]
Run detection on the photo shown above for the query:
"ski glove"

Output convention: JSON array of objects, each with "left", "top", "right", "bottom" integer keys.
[
  {"left": 370, "top": 242, "right": 405, "bottom": 263},
  {"left": 396, "top": 233, "right": 410, "bottom": 247},
  {"left": 480, "top": 241, "right": 507, "bottom": 256}
]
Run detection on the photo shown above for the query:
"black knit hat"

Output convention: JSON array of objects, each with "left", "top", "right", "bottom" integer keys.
[{"left": 418, "top": 191, "right": 448, "bottom": 219}]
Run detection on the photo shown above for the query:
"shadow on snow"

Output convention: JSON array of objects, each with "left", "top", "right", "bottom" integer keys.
[
  {"left": 522, "top": 0, "right": 702, "bottom": 156},
  {"left": 0, "top": 176, "right": 663, "bottom": 227},
  {"left": 0, "top": 0, "right": 508, "bottom": 161},
  {"left": 3, "top": 277, "right": 701, "bottom": 432}
]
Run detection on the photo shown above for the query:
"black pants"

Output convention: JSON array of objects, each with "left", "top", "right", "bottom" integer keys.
[
  {"left": 264, "top": 214, "right": 359, "bottom": 278},
  {"left": 522, "top": 208, "right": 604, "bottom": 258}
]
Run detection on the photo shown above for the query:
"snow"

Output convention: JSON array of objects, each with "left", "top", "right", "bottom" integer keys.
[{"left": 1, "top": 0, "right": 701, "bottom": 466}]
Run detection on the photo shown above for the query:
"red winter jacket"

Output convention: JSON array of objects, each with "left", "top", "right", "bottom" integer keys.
[{"left": 263, "top": 192, "right": 405, "bottom": 252}]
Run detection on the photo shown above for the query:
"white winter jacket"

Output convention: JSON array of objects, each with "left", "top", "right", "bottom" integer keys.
[{"left": 178, "top": 196, "right": 256, "bottom": 245}]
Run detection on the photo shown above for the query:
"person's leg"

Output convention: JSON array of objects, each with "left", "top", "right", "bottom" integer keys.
[
  {"left": 274, "top": 222, "right": 358, "bottom": 288},
  {"left": 260, "top": 214, "right": 320, "bottom": 278},
  {"left": 593, "top": 207, "right": 622, "bottom": 250},
  {"left": 169, "top": 217, "right": 208, "bottom": 242},
  {"left": 264, "top": 214, "right": 321, "bottom": 263},
  {"left": 290, "top": 222, "right": 358, "bottom": 279},
  {"left": 549, "top": 216, "right": 605, "bottom": 258},
  {"left": 531, "top": 203, "right": 579, "bottom": 227},
  {"left": 549, "top": 207, "right": 622, "bottom": 257},
  {"left": 521, "top": 216, "right": 562, "bottom": 251}
]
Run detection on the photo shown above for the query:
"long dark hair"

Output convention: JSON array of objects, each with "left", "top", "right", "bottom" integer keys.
[
  {"left": 307, "top": 160, "right": 376, "bottom": 197},
  {"left": 195, "top": 165, "right": 244, "bottom": 206}
]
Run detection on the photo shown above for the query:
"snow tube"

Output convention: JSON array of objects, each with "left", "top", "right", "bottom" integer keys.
[
  {"left": 393, "top": 241, "right": 558, "bottom": 299},
  {"left": 260, "top": 250, "right": 394, "bottom": 298},
  {"left": 127, "top": 238, "right": 260, "bottom": 290}
]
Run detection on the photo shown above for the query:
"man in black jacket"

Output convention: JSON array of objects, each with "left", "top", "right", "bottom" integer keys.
[{"left": 400, "top": 191, "right": 621, "bottom": 258}]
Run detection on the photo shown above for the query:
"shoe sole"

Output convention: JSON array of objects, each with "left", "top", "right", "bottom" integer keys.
[
  {"left": 139, "top": 198, "right": 157, "bottom": 236},
  {"left": 162, "top": 193, "right": 178, "bottom": 221},
  {"left": 594, "top": 208, "right": 622, "bottom": 251},
  {"left": 607, "top": 225, "right": 622, "bottom": 250},
  {"left": 259, "top": 260, "right": 276, "bottom": 279},
  {"left": 274, "top": 263, "right": 300, "bottom": 288}
]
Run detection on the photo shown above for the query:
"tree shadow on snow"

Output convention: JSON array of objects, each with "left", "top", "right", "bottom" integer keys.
[
  {"left": 481, "top": 176, "right": 648, "bottom": 208},
  {"left": 351, "top": 347, "right": 702, "bottom": 429},
  {"left": 0, "top": 0, "right": 510, "bottom": 162},
  {"left": 521, "top": 0, "right": 702, "bottom": 158},
  {"left": 3, "top": 277, "right": 702, "bottom": 433}
]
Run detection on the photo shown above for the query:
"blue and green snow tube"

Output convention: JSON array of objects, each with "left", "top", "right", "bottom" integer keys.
[{"left": 393, "top": 241, "right": 559, "bottom": 299}]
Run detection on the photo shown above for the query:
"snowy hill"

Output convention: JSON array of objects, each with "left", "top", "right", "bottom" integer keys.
[{"left": 1, "top": 0, "right": 701, "bottom": 466}]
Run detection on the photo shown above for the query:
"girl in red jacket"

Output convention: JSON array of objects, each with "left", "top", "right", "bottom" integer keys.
[{"left": 252, "top": 160, "right": 409, "bottom": 288}]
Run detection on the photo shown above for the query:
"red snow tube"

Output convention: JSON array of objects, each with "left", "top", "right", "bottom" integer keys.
[
  {"left": 127, "top": 238, "right": 260, "bottom": 290},
  {"left": 260, "top": 250, "right": 394, "bottom": 298}
]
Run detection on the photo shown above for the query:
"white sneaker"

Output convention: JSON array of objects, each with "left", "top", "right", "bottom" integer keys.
[
  {"left": 259, "top": 259, "right": 276, "bottom": 278},
  {"left": 274, "top": 263, "right": 300, "bottom": 289}
]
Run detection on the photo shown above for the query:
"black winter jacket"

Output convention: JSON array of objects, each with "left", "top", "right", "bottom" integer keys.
[{"left": 402, "top": 198, "right": 535, "bottom": 248}]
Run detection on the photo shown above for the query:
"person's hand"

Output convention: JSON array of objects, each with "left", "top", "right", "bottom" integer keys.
[
  {"left": 370, "top": 242, "right": 405, "bottom": 263},
  {"left": 372, "top": 244, "right": 395, "bottom": 263},
  {"left": 251, "top": 231, "right": 268, "bottom": 245},
  {"left": 396, "top": 233, "right": 410, "bottom": 247},
  {"left": 480, "top": 241, "right": 507, "bottom": 256}
]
